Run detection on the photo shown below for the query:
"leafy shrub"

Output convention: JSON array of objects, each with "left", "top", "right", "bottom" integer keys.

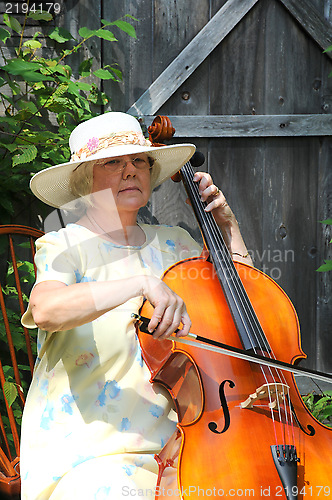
[
  {"left": 302, "top": 391, "right": 332, "bottom": 427},
  {"left": 0, "top": 10, "right": 137, "bottom": 222}
]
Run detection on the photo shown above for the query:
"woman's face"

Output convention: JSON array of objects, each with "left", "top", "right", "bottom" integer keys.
[{"left": 91, "top": 153, "right": 152, "bottom": 214}]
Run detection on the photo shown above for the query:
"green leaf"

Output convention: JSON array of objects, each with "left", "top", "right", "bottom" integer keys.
[
  {"left": 48, "top": 27, "right": 74, "bottom": 43},
  {"left": 319, "top": 261, "right": 332, "bottom": 272},
  {"left": 4, "top": 381, "right": 17, "bottom": 407},
  {"left": 317, "top": 260, "right": 332, "bottom": 272},
  {"left": 0, "top": 26, "right": 11, "bottom": 42},
  {"left": 3, "top": 59, "right": 42, "bottom": 75},
  {"left": 320, "top": 219, "right": 332, "bottom": 225},
  {"left": 23, "top": 39, "right": 42, "bottom": 50},
  {"left": 101, "top": 19, "right": 113, "bottom": 27},
  {"left": 94, "top": 29, "right": 117, "bottom": 42},
  {"left": 20, "top": 101, "right": 40, "bottom": 115},
  {"left": 28, "top": 11, "right": 53, "bottom": 22},
  {"left": 101, "top": 15, "right": 139, "bottom": 27},
  {"left": 79, "top": 27, "right": 96, "bottom": 39},
  {"left": 110, "top": 20, "right": 136, "bottom": 39},
  {"left": 79, "top": 58, "right": 93, "bottom": 78},
  {"left": 93, "top": 68, "right": 114, "bottom": 80},
  {"left": 88, "top": 87, "right": 109, "bottom": 105},
  {"left": 12, "top": 145, "right": 38, "bottom": 166},
  {"left": 22, "top": 71, "right": 53, "bottom": 82},
  {"left": 124, "top": 15, "right": 139, "bottom": 21},
  {"left": 110, "top": 67, "right": 122, "bottom": 81},
  {"left": 61, "top": 49, "right": 72, "bottom": 57},
  {"left": 76, "top": 81, "right": 92, "bottom": 92},
  {"left": 67, "top": 82, "right": 81, "bottom": 97},
  {"left": 0, "top": 143, "right": 18, "bottom": 153},
  {"left": 321, "top": 407, "right": 332, "bottom": 418},
  {"left": 2, "top": 60, "right": 54, "bottom": 82},
  {"left": 0, "top": 93, "right": 15, "bottom": 107},
  {"left": 7, "top": 79, "right": 21, "bottom": 95},
  {"left": 3, "top": 14, "right": 22, "bottom": 34}
]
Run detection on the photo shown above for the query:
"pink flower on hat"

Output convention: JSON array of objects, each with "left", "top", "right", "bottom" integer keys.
[{"left": 87, "top": 137, "right": 99, "bottom": 152}]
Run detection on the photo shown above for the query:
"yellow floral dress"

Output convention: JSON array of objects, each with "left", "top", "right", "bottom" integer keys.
[{"left": 20, "top": 223, "right": 201, "bottom": 499}]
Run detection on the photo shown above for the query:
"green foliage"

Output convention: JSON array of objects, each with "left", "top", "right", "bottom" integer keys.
[
  {"left": 317, "top": 219, "right": 332, "bottom": 272},
  {"left": 4, "top": 379, "right": 21, "bottom": 407},
  {"left": 0, "top": 252, "right": 37, "bottom": 455},
  {"left": 0, "top": 11, "right": 137, "bottom": 220},
  {"left": 302, "top": 391, "right": 332, "bottom": 427}
]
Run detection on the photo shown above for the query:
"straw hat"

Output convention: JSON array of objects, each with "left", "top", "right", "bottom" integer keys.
[{"left": 30, "top": 112, "right": 196, "bottom": 208}]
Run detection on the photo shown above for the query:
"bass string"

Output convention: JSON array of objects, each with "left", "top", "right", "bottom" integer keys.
[
  {"left": 181, "top": 162, "right": 269, "bottom": 351},
  {"left": 182, "top": 162, "right": 269, "bottom": 351},
  {"left": 181, "top": 162, "right": 295, "bottom": 444}
]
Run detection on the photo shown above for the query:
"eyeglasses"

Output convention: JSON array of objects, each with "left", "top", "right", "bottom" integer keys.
[{"left": 97, "top": 156, "right": 153, "bottom": 174}]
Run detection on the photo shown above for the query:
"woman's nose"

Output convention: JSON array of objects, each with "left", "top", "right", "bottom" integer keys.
[{"left": 122, "top": 160, "right": 136, "bottom": 177}]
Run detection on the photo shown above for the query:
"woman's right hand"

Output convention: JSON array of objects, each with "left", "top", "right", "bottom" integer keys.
[{"left": 141, "top": 276, "right": 191, "bottom": 340}]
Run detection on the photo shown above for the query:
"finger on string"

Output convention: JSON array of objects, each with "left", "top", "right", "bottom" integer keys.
[
  {"left": 194, "top": 172, "right": 212, "bottom": 190},
  {"left": 201, "top": 184, "right": 219, "bottom": 202},
  {"left": 205, "top": 198, "right": 223, "bottom": 212}
]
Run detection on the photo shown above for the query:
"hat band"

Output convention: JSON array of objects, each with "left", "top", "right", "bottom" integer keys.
[{"left": 71, "top": 131, "right": 152, "bottom": 162}]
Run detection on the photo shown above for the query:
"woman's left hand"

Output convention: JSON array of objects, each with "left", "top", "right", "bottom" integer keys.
[
  {"left": 193, "top": 171, "right": 236, "bottom": 237},
  {"left": 192, "top": 171, "right": 253, "bottom": 265}
]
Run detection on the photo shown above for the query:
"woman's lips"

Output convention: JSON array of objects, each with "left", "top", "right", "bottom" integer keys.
[{"left": 119, "top": 186, "right": 141, "bottom": 193}]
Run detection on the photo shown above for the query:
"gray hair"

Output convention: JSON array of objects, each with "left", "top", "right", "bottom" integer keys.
[{"left": 68, "top": 161, "right": 95, "bottom": 215}]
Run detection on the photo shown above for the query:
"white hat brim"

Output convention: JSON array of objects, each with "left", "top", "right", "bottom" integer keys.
[{"left": 30, "top": 143, "right": 196, "bottom": 208}]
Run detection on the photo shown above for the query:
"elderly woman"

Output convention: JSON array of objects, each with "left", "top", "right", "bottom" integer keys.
[{"left": 20, "top": 112, "right": 251, "bottom": 499}]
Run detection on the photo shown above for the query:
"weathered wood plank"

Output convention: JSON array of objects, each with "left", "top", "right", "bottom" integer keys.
[
  {"left": 142, "top": 115, "right": 332, "bottom": 137},
  {"left": 209, "top": 0, "right": 266, "bottom": 115},
  {"left": 265, "top": 0, "right": 324, "bottom": 116},
  {"left": 128, "top": 0, "right": 260, "bottom": 115},
  {"left": 263, "top": 137, "right": 320, "bottom": 368},
  {"left": 101, "top": 1, "right": 152, "bottom": 111},
  {"left": 208, "top": 137, "right": 264, "bottom": 266},
  {"left": 147, "top": 0, "right": 212, "bottom": 237},
  {"left": 316, "top": 138, "right": 332, "bottom": 373},
  {"left": 279, "top": 0, "right": 332, "bottom": 58},
  {"left": 155, "top": 0, "right": 211, "bottom": 117}
]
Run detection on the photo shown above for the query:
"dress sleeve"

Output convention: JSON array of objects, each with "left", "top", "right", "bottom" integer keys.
[
  {"left": 33, "top": 231, "right": 79, "bottom": 287},
  {"left": 21, "top": 230, "right": 79, "bottom": 328}
]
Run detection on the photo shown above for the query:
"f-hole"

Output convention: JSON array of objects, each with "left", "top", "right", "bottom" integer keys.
[{"left": 208, "top": 379, "right": 235, "bottom": 434}]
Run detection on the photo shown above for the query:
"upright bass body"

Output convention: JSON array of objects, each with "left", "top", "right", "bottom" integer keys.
[{"left": 139, "top": 256, "right": 332, "bottom": 499}]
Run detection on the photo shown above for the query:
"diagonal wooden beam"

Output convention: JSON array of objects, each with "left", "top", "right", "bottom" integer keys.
[
  {"left": 278, "top": 0, "right": 332, "bottom": 60},
  {"left": 128, "top": 0, "right": 260, "bottom": 116}
]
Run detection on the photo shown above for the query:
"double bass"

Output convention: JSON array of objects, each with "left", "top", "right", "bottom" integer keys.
[{"left": 136, "top": 116, "right": 332, "bottom": 500}]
